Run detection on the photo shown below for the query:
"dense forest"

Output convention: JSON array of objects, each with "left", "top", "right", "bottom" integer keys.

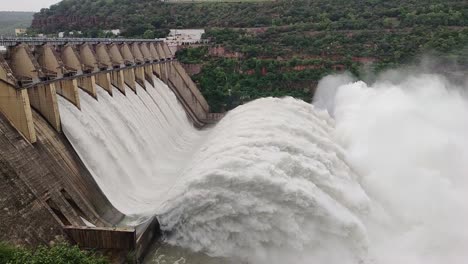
[
  {"left": 32, "top": 0, "right": 468, "bottom": 35},
  {"left": 31, "top": 0, "right": 468, "bottom": 111},
  {"left": 186, "top": 25, "right": 468, "bottom": 111},
  {"left": 0, "top": 12, "right": 34, "bottom": 36}
]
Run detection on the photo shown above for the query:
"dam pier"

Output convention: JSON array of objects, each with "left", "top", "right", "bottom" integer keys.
[
  {"left": 0, "top": 37, "right": 221, "bottom": 262},
  {"left": 0, "top": 37, "right": 216, "bottom": 142}
]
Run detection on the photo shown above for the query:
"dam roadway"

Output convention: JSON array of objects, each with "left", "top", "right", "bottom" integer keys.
[{"left": 0, "top": 37, "right": 222, "bottom": 262}]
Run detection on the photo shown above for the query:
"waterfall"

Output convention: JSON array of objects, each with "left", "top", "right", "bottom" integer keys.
[
  {"left": 59, "top": 74, "right": 468, "bottom": 264},
  {"left": 58, "top": 78, "right": 208, "bottom": 215}
]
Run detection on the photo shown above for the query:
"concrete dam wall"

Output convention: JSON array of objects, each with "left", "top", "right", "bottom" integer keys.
[{"left": 0, "top": 37, "right": 221, "bottom": 261}]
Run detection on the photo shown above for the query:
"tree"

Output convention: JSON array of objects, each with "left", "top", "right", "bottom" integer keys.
[{"left": 143, "top": 29, "right": 155, "bottom": 39}]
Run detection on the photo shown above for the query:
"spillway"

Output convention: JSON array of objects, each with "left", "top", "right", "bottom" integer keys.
[
  {"left": 58, "top": 78, "right": 208, "bottom": 215},
  {"left": 58, "top": 73, "right": 468, "bottom": 264}
]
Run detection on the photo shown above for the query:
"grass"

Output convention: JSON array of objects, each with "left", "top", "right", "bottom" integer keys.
[
  {"left": 0, "top": 242, "right": 109, "bottom": 264},
  {"left": 0, "top": 242, "right": 19, "bottom": 264}
]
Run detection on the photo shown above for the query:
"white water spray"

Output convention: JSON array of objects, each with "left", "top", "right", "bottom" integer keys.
[
  {"left": 59, "top": 73, "right": 468, "bottom": 264},
  {"left": 58, "top": 79, "right": 207, "bottom": 215},
  {"left": 329, "top": 73, "right": 468, "bottom": 264}
]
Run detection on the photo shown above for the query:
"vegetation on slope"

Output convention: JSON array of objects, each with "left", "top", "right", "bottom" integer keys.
[
  {"left": 31, "top": 0, "right": 468, "bottom": 37},
  {"left": 31, "top": 0, "right": 468, "bottom": 111},
  {"left": 179, "top": 47, "right": 335, "bottom": 111},
  {"left": 179, "top": 25, "right": 468, "bottom": 111},
  {"left": 0, "top": 242, "right": 108, "bottom": 264},
  {"left": 0, "top": 12, "right": 35, "bottom": 36}
]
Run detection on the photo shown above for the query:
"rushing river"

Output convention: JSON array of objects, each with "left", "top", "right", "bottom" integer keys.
[{"left": 58, "top": 71, "right": 468, "bottom": 264}]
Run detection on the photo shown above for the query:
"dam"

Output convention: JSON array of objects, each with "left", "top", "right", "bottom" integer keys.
[
  {"left": 0, "top": 37, "right": 221, "bottom": 261},
  {"left": 1, "top": 37, "right": 468, "bottom": 264}
]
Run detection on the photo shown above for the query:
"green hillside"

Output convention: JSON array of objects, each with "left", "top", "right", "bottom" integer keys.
[
  {"left": 31, "top": 0, "right": 468, "bottom": 36},
  {"left": 0, "top": 11, "right": 34, "bottom": 36},
  {"left": 29, "top": 0, "right": 468, "bottom": 111}
]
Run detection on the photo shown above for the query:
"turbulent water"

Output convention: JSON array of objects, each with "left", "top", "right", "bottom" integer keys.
[
  {"left": 59, "top": 78, "right": 207, "bottom": 215},
  {"left": 59, "top": 73, "right": 468, "bottom": 264}
]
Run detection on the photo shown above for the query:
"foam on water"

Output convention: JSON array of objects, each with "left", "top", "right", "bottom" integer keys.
[
  {"left": 158, "top": 96, "right": 371, "bottom": 263},
  {"left": 330, "top": 73, "right": 468, "bottom": 264},
  {"left": 312, "top": 71, "right": 468, "bottom": 263},
  {"left": 59, "top": 74, "right": 468, "bottom": 264}
]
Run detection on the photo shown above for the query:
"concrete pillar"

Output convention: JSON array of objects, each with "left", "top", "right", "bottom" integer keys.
[
  {"left": 0, "top": 55, "right": 36, "bottom": 143},
  {"left": 159, "top": 61, "right": 166, "bottom": 82},
  {"left": 134, "top": 66, "right": 146, "bottom": 90},
  {"left": 0, "top": 82, "right": 36, "bottom": 143},
  {"left": 61, "top": 45, "right": 97, "bottom": 99},
  {"left": 144, "top": 65, "right": 154, "bottom": 87},
  {"left": 8, "top": 44, "right": 42, "bottom": 83},
  {"left": 5, "top": 46, "right": 63, "bottom": 137},
  {"left": 142, "top": 42, "right": 155, "bottom": 85},
  {"left": 77, "top": 75, "right": 97, "bottom": 98},
  {"left": 36, "top": 44, "right": 64, "bottom": 79},
  {"left": 35, "top": 45, "right": 81, "bottom": 112},
  {"left": 95, "top": 44, "right": 125, "bottom": 96},
  {"left": 78, "top": 44, "right": 98, "bottom": 73},
  {"left": 149, "top": 43, "right": 161, "bottom": 61},
  {"left": 149, "top": 43, "right": 161, "bottom": 78},
  {"left": 95, "top": 44, "right": 112, "bottom": 69},
  {"left": 120, "top": 44, "right": 135, "bottom": 65},
  {"left": 96, "top": 72, "right": 112, "bottom": 96},
  {"left": 161, "top": 43, "right": 173, "bottom": 59},
  {"left": 108, "top": 44, "right": 125, "bottom": 67},
  {"left": 139, "top": 43, "right": 153, "bottom": 62},
  {"left": 123, "top": 69, "right": 135, "bottom": 93},
  {"left": 166, "top": 61, "right": 173, "bottom": 80},
  {"left": 0, "top": 55, "right": 18, "bottom": 88},
  {"left": 61, "top": 45, "right": 82, "bottom": 72},
  {"left": 118, "top": 43, "right": 137, "bottom": 92},
  {"left": 153, "top": 63, "right": 162, "bottom": 79},
  {"left": 57, "top": 79, "right": 80, "bottom": 109},
  {"left": 111, "top": 70, "right": 126, "bottom": 94},
  {"left": 156, "top": 43, "right": 167, "bottom": 60},
  {"left": 159, "top": 62, "right": 169, "bottom": 83},
  {"left": 107, "top": 44, "right": 127, "bottom": 94},
  {"left": 131, "top": 43, "right": 144, "bottom": 64},
  {"left": 168, "top": 61, "right": 178, "bottom": 83},
  {"left": 27, "top": 84, "right": 61, "bottom": 131}
]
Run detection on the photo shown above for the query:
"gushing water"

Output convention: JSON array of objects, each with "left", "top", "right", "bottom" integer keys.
[
  {"left": 58, "top": 78, "right": 207, "bottom": 215},
  {"left": 59, "top": 73, "right": 468, "bottom": 264}
]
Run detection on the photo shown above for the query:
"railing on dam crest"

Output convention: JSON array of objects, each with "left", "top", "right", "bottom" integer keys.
[{"left": 0, "top": 36, "right": 162, "bottom": 47}]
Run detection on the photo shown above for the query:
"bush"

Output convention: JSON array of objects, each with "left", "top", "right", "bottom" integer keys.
[
  {"left": 0, "top": 242, "right": 19, "bottom": 264},
  {"left": 0, "top": 242, "right": 108, "bottom": 264}
]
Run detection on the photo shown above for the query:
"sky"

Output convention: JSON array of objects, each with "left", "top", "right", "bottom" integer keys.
[{"left": 1, "top": 0, "right": 60, "bottom": 12}]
